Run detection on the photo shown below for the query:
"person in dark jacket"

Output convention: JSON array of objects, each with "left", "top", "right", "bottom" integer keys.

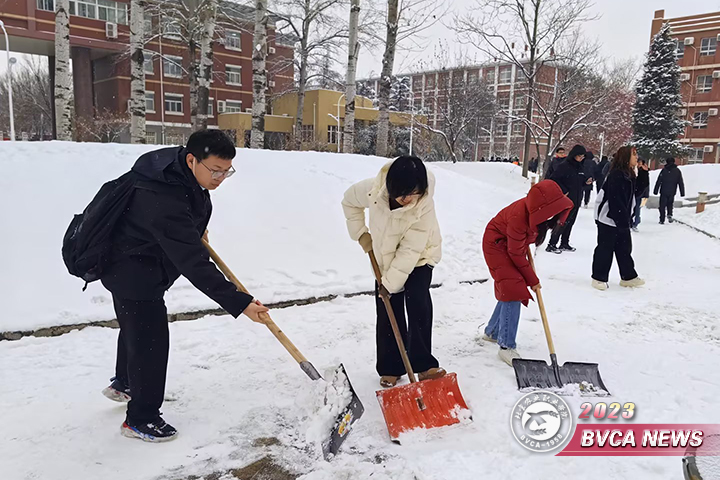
[
  {"left": 591, "top": 146, "right": 645, "bottom": 290},
  {"left": 482, "top": 180, "right": 573, "bottom": 365},
  {"left": 653, "top": 157, "right": 685, "bottom": 224},
  {"left": 529, "top": 157, "right": 539, "bottom": 173},
  {"left": 100, "top": 130, "right": 269, "bottom": 442},
  {"left": 546, "top": 144, "right": 590, "bottom": 253},
  {"left": 594, "top": 155, "right": 610, "bottom": 192},
  {"left": 581, "top": 151, "right": 596, "bottom": 207},
  {"left": 545, "top": 146, "right": 567, "bottom": 178},
  {"left": 632, "top": 159, "right": 650, "bottom": 230}
]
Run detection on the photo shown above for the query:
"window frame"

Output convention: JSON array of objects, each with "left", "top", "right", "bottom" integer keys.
[
  {"left": 224, "top": 30, "right": 242, "bottom": 51},
  {"left": 145, "top": 91, "right": 156, "bottom": 113},
  {"left": 696, "top": 75, "right": 713, "bottom": 94},
  {"left": 163, "top": 55, "right": 183, "bottom": 79},
  {"left": 164, "top": 93, "right": 184, "bottom": 115},
  {"left": 701, "top": 37, "right": 717, "bottom": 56},
  {"left": 225, "top": 64, "right": 243, "bottom": 86},
  {"left": 300, "top": 124, "right": 314, "bottom": 143},
  {"left": 498, "top": 67, "right": 512, "bottom": 85},
  {"left": 144, "top": 57, "right": 154, "bottom": 75},
  {"left": 692, "top": 111, "right": 709, "bottom": 129},
  {"left": 225, "top": 100, "right": 243, "bottom": 113},
  {"left": 328, "top": 124, "right": 339, "bottom": 144}
]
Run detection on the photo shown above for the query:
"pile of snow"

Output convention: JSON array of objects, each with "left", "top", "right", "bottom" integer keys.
[
  {"left": 0, "top": 143, "right": 530, "bottom": 333},
  {"left": 674, "top": 202, "right": 720, "bottom": 238},
  {"left": 649, "top": 163, "right": 720, "bottom": 197}
]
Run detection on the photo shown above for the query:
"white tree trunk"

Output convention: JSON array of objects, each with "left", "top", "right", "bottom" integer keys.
[
  {"left": 343, "top": 0, "right": 360, "bottom": 154},
  {"left": 54, "top": 0, "right": 72, "bottom": 141},
  {"left": 376, "top": 0, "right": 399, "bottom": 157},
  {"left": 195, "top": 0, "right": 217, "bottom": 131},
  {"left": 250, "top": 0, "right": 268, "bottom": 149},
  {"left": 129, "top": 0, "right": 147, "bottom": 143},
  {"left": 294, "top": 47, "right": 309, "bottom": 150}
]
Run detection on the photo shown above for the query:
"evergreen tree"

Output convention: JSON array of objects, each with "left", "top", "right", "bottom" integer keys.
[
  {"left": 389, "top": 76, "right": 411, "bottom": 112},
  {"left": 632, "top": 23, "right": 689, "bottom": 160},
  {"left": 356, "top": 81, "right": 377, "bottom": 106}
]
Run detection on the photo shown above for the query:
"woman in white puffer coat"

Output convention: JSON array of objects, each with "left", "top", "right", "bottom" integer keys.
[{"left": 342, "top": 156, "right": 445, "bottom": 388}]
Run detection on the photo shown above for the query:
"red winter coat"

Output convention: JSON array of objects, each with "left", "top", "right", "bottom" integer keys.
[{"left": 483, "top": 181, "right": 574, "bottom": 305}]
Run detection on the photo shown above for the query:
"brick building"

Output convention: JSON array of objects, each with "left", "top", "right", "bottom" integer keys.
[
  {"left": 0, "top": 0, "right": 294, "bottom": 143},
  {"left": 652, "top": 9, "right": 720, "bottom": 164}
]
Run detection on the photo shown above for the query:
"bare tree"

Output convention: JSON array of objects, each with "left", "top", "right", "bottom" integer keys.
[
  {"left": 76, "top": 109, "right": 130, "bottom": 143},
  {"left": 342, "top": 0, "right": 361, "bottom": 153},
  {"left": 0, "top": 57, "right": 54, "bottom": 139},
  {"left": 129, "top": 0, "right": 147, "bottom": 143},
  {"left": 196, "top": 0, "right": 218, "bottom": 130},
  {"left": 251, "top": 0, "right": 269, "bottom": 148},
  {"left": 455, "top": 0, "right": 595, "bottom": 177},
  {"left": 54, "top": 0, "right": 72, "bottom": 140}
]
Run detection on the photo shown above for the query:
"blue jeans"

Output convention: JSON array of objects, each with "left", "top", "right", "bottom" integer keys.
[
  {"left": 484, "top": 301, "right": 522, "bottom": 349},
  {"left": 632, "top": 195, "right": 643, "bottom": 228}
]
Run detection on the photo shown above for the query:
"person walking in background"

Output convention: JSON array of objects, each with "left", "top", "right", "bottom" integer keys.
[
  {"left": 594, "top": 155, "right": 610, "bottom": 192},
  {"left": 653, "top": 157, "right": 685, "bottom": 224},
  {"left": 482, "top": 180, "right": 573, "bottom": 365},
  {"left": 632, "top": 159, "right": 650, "bottom": 232},
  {"left": 546, "top": 144, "right": 589, "bottom": 253},
  {"left": 591, "top": 146, "right": 645, "bottom": 291},
  {"left": 582, "top": 151, "right": 596, "bottom": 208},
  {"left": 546, "top": 146, "right": 567, "bottom": 178},
  {"left": 529, "top": 157, "right": 539, "bottom": 173}
]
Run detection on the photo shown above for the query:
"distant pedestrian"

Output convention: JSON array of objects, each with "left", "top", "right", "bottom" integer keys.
[
  {"left": 594, "top": 155, "right": 610, "bottom": 192},
  {"left": 653, "top": 157, "right": 685, "bottom": 224},
  {"left": 546, "top": 146, "right": 567, "bottom": 178},
  {"left": 582, "top": 151, "right": 596, "bottom": 207},
  {"left": 632, "top": 159, "right": 650, "bottom": 231},
  {"left": 546, "top": 144, "right": 589, "bottom": 253}
]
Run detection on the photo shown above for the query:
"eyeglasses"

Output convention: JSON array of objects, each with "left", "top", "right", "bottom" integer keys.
[{"left": 197, "top": 161, "right": 236, "bottom": 180}]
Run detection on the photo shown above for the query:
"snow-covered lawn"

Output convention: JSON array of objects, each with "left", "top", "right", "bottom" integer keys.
[
  {"left": 2, "top": 147, "right": 720, "bottom": 479},
  {"left": 674, "top": 202, "right": 720, "bottom": 238}
]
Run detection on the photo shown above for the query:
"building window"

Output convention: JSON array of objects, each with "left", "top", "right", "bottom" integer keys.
[
  {"left": 467, "top": 71, "right": 479, "bottom": 85},
  {"left": 498, "top": 96, "right": 510, "bottom": 111},
  {"left": 145, "top": 91, "right": 155, "bottom": 112},
  {"left": 688, "top": 147, "right": 704, "bottom": 163},
  {"left": 226, "top": 65, "right": 242, "bottom": 86},
  {"left": 495, "top": 118, "right": 508, "bottom": 136},
  {"left": 37, "top": 0, "right": 54, "bottom": 11},
  {"left": 162, "top": 17, "right": 182, "bottom": 39},
  {"left": 163, "top": 55, "right": 183, "bottom": 78},
  {"left": 144, "top": 13, "right": 154, "bottom": 35},
  {"left": 224, "top": 30, "right": 242, "bottom": 51},
  {"left": 328, "top": 124, "right": 339, "bottom": 144},
  {"left": 301, "top": 124, "right": 314, "bottom": 142},
  {"left": 514, "top": 94, "right": 526, "bottom": 110},
  {"left": 166, "top": 134, "right": 185, "bottom": 145},
  {"left": 225, "top": 100, "right": 243, "bottom": 113},
  {"left": 696, "top": 75, "right": 713, "bottom": 93},
  {"left": 512, "top": 121, "right": 524, "bottom": 136},
  {"left": 208, "top": 98, "right": 214, "bottom": 117},
  {"left": 693, "top": 111, "right": 708, "bottom": 129},
  {"left": 486, "top": 68, "right": 496, "bottom": 85},
  {"left": 165, "top": 93, "right": 183, "bottom": 114},
  {"left": 701, "top": 37, "right": 717, "bottom": 56},
  {"left": 144, "top": 57, "right": 154, "bottom": 75},
  {"left": 145, "top": 131, "right": 157, "bottom": 144},
  {"left": 67, "top": 0, "right": 127, "bottom": 24},
  {"left": 674, "top": 39, "right": 685, "bottom": 59},
  {"left": 426, "top": 75, "right": 435, "bottom": 89},
  {"left": 499, "top": 67, "right": 512, "bottom": 85}
]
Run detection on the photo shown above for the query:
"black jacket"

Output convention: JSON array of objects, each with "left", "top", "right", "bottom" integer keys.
[
  {"left": 594, "top": 158, "right": 609, "bottom": 186},
  {"left": 635, "top": 168, "right": 650, "bottom": 198},
  {"left": 546, "top": 156, "right": 565, "bottom": 178},
  {"left": 597, "top": 169, "right": 636, "bottom": 229},
  {"left": 653, "top": 163, "right": 685, "bottom": 197},
  {"left": 548, "top": 157, "right": 586, "bottom": 207},
  {"left": 582, "top": 154, "right": 596, "bottom": 185},
  {"left": 101, "top": 147, "right": 253, "bottom": 316}
]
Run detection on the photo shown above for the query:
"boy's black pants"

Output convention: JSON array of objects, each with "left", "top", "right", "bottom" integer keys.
[
  {"left": 375, "top": 265, "right": 439, "bottom": 377},
  {"left": 112, "top": 295, "right": 169, "bottom": 425},
  {"left": 591, "top": 222, "right": 637, "bottom": 283},
  {"left": 549, "top": 204, "right": 580, "bottom": 247},
  {"left": 659, "top": 194, "right": 675, "bottom": 222}
]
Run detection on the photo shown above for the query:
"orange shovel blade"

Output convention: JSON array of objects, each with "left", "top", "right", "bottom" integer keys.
[{"left": 376, "top": 373, "right": 470, "bottom": 441}]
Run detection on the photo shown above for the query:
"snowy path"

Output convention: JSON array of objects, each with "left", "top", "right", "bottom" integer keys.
[{"left": 3, "top": 206, "right": 720, "bottom": 480}]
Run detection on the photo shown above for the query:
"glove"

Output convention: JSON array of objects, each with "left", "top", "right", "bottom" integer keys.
[{"left": 358, "top": 232, "right": 373, "bottom": 253}]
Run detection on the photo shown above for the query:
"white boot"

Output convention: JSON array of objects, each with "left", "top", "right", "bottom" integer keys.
[
  {"left": 592, "top": 279, "right": 609, "bottom": 291},
  {"left": 620, "top": 277, "right": 645, "bottom": 288},
  {"left": 498, "top": 348, "right": 521, "bottom": 366}
]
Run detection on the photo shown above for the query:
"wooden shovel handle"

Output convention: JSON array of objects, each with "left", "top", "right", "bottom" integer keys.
[
  {"left": 368, "top": 251, "right": 417, "bottom": 383},
  {"left": 202, "top": 239, "right": 309, "bottom": 365},
  {"left": 527, "top": 247, "right": 556, "bottom": 355}
]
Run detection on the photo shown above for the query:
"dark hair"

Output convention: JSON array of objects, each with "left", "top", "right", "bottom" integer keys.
[
  {"left": 386, "top": 156, "right": 429, "bottom": 199},
  {"left": 536, "top": 214, "right": 563, "bottom": 247},
  {"left": 665, "top": 157, "right": 676, "bottom": 165},
  {"left": 638, "top": 158, "right": 646, "bottom": 165},
  {"left": 601, "top": 155, "right": 608, "bottom": 162},
  {"left": 556, "top": 147, "right": 565, "bottom": 153},
  {"left": 610, "top": 146, "right": 637, "bottom": 178},
  {"left": 186, "top": 130, "right": 236, "bottom": 161}
]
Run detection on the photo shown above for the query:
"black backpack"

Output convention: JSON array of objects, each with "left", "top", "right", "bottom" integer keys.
[{"left": 62, "top": 172, "right": 137, "bottom": 289}]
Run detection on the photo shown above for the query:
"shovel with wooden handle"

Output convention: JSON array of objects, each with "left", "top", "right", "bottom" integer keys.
[
  {"left": 368, "top": 250, "right": 470, "bottom": 442},
  {"left": 203, "top": 239, "right": 364, "bottom": 458}
]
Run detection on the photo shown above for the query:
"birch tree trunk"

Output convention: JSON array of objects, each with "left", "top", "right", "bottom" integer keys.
[
  {"left": 376, "top": 0, "right": 399, "bottom": 157},
  {"left": 54, "top": 0, "right": 72, "bottom": 141},
  {"left": 129, "top": 0, "right": 147, "bottom": 143},
  {"left": 343, "top": 0, "right": 360, "bottom": 154},
  {"left": 250, "top": 0, "right": 268, "bottom": 149},
  {"left": 189, "top": 40, "right": 199, "bottom": 129},
  {"left": 294, "top": 44, "right": 309, "bottom": 150},
  {"left": 195, "top": 0, "right": 217, "bottom": 131}
]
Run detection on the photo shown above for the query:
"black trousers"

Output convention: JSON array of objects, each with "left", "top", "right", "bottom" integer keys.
[
  {"left": 549, "top": 204, "right": 580, "bottom": 247},
  {"left": 659, "top": 194, "right": 675, "bottom": 222},
  {"left": 112, "top": 295, "right": 169, "bottom": 425},
  {"left": 375, "top": 265, "right": 439, "bottom": 377},
  {"left": 583, "top": 185, "right": 593, "bottom": 205},
  {"left": 591, "top": 222, "right": 638, "bottom": 282}
]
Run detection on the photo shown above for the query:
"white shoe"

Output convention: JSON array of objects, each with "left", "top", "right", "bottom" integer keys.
[
  {"left": 631, "top": 226, "right": 639, "bottom": 232},
  {"left": 592, "top": 279, "right": 609, "bottom": 291},
  {"left": 620, "top": 277, "right": 645, "bottom": 288},
  {"left": 481, "top": 334, "right": 498, "bottom": 343},
  {"left": 498, "top": 348, "right": 521, "bottom": 366}
]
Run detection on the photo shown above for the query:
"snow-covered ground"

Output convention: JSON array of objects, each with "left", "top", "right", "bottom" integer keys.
[
  {"left": 649, "top": 163, "right": 720, "bottom": 197},
  {"left": 674, "top": 202, "right": 720, "bottom": 238},
  {"left": 2, "top": 146, "right": 720, "bottom": 479}
]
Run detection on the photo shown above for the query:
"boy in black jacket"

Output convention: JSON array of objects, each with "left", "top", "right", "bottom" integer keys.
[
  {"left": 653, "top": 157, "right": 685, "bottom": 224},
  {"left": 100, "top": 130, "right": 268, "bottom": 442},
  {"left": 632, "top": 159, "right": 650, "bottom": 231}
]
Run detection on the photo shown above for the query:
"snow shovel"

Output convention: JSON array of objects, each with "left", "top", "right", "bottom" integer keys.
[
  {"left": 512, "top": 247, "right": 610, "bottom": 395},
  {"left": 203, "top": 239, "right": 364, "bottom": 459},
  {"left": 368, "top": 251, "right": 470, "bottom": 442}
]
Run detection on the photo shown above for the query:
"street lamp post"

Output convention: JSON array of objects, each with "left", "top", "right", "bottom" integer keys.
[{"left": 0, "top": 20, "right": 16, "bottom": 141}]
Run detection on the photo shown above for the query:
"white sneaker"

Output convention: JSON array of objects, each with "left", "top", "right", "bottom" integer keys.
[
  {"left": 481, "top": 334, "right": 498, "bottom": 343},
  {"left": 620, "top": 277, "right": 645, "bottom": 288},
  {"left": 592, "top": 279, "right": 609, "bottom": 291},
  {"left": 498, "top": 348, "right": 521, "bottom": 366}
]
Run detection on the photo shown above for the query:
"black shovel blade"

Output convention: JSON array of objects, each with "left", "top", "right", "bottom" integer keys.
[
  {"left": 512, "top": 358, "right": 563, "bottom": 390},
  {"left": 558, "top": 361, "right": 609, "bottom": 394},
  {"left": 512, "top": 358, "right": 610, "bottom": 395},
  {"left": 321, "top": 364, "right": 365, "bottom": 460}
]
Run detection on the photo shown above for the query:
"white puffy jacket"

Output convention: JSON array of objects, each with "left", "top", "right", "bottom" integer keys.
[{"left": 342, "top": 161, "right": 442, "bottom": 293}]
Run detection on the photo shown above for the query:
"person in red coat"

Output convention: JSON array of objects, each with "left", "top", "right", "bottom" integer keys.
[{"left": 482, "top": 180, "right": 574, "bottom": 366}]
